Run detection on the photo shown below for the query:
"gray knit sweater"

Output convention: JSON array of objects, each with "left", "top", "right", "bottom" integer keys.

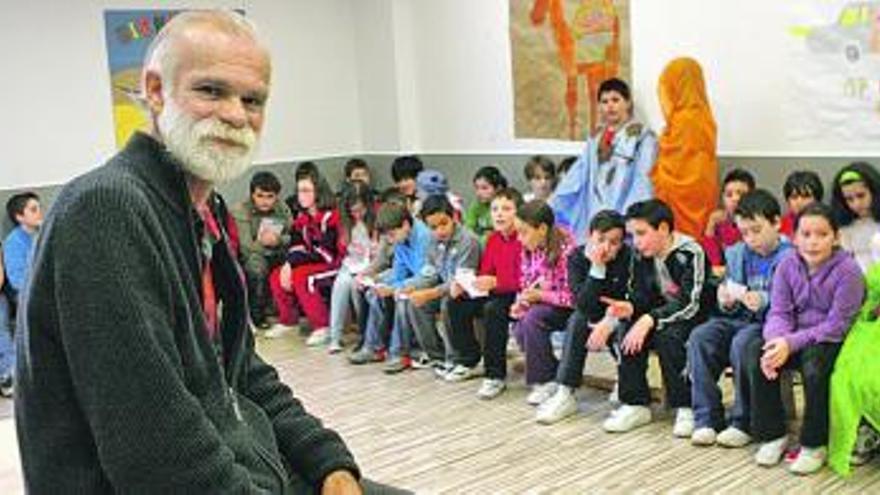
[{"left": 15, "top": 132, "right": 359, "bottom": 493}]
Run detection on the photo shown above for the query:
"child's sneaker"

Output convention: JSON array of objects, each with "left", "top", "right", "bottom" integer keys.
[
  {"left": 347, "top": 347, "right": 386, "bottom": 365},
  {"left": 305, "top": 327, "right": 329, "bottom": 347},
  {"left": 691, "top": 427, "right": 717, "bottom": 446},
  {"left": 476, "top": 378, "right": 506, "bottom": 400},
  {"left": 716, "top": 426, "right": 751, "bottom": 448},
  {"left": 755, "top": 436, "right": 789, "bottom": 466},
  {"left": 264, "top": 323, "right": 295, "bottom": 339},
  {"left": 535, "top": 386, "right": 577, "bottom": 424},
  {"left": 432, "top": 361, "right": 454, "bottom": 379},
  {"left": 383, "top": 356, "right": 412, "bottom": 374},
  {"left": 327, "top": 340, "right": 344, "bottom": 354},
  {"left": 789, "top": 446, "right": 826, "bottom": 475},
  {"left": 673, "top": 408, "right": 695, "bottom": 438},
  {"left": 444, "top": 363, "right": 483, "bottom": 383},
  {"left": 603, "top": 405, "right": 652, "bottom": 433},
  {"left": 526, "top": 382, "right": 558, "bottom": 406}
]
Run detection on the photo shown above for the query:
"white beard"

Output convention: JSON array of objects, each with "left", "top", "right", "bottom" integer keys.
[{"left": 157, "top": 99, "right": 259, "bottom": 184}]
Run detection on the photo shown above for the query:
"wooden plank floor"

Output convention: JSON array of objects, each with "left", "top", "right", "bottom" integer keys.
[{"left": 2, "top": 330, "right": 880, "bottom": 493}]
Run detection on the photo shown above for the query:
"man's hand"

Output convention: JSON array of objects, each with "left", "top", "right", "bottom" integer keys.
[
  {"left": 742, "top": 291, "right": 762, "bottom": 313},
  {"left": 621, "top": 314, "right": 654, "bottom": 355},
  {"left": 587, "top": 319, "right": 614, "bottom": 352},
  {"left": 321, "top": 470, "right": 362, "bottom": 495},
  {"left": 279, "top": 263, "right": 293, "bottom": 292},
  {"left": 601, "top": 297, "right": 633, "bottom": 319}
]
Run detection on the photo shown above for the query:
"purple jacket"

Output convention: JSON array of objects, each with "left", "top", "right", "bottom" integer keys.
[{"left": 764, "top": 249, "right": 865, "bottom": 353}]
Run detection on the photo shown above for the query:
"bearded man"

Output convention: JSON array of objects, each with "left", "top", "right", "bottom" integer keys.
[{"left": 14, "top": 11, "right": 397, "bottom": 495}]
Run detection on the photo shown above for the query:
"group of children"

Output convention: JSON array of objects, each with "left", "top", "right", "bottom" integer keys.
[
  {"left": 4, "top": 135, "right": 880, "bottom": 477},
  {"left": 224, "top": 142, "right": 880, "bottom": 477}
]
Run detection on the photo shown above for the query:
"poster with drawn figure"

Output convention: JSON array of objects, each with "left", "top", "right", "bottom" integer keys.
[
  {"left": 510, "top": 0, "right": 631, "bottom": 142},
  {"left": 786, "top": 1, "right": 880, "bottom": 145},
  {"left": 103, "top": 10, "right": 181, "bottom": 149}
]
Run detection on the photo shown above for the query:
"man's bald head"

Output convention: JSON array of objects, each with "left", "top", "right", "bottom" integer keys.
[
  {"left": 142, "top": 10, "right": 271, "bottom": 96},
  {"left": 140, "top": 10, "right": 272, "bottom": 185}
]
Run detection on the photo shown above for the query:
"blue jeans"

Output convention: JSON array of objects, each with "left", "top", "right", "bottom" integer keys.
[
  {"left": 0, "top": 294, "right": 13, "bottom": 378},
  {"left": 687, "top": 318, "right": 762, "bottom": 431},
  {"left": 328, "top": 266, "right": 364, "bottom": 345},
  {"left": 362, "top": 290, "right": 393, "bottom": 352}
]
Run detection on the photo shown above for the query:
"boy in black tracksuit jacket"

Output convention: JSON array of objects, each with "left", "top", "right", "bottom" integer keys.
[
  {"left": 535, "top": 210, "right": 633, "bottom": 424},
  {"left": 559, "top": 211, "right": 632, "bottom": 389},
  {"left": 602, "top": 199, "right": 713, "bottom": 435}
]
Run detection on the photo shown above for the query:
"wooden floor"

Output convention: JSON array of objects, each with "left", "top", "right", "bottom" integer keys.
[{"left": 2, "top": 330, "right": 880, "bottom": 493}]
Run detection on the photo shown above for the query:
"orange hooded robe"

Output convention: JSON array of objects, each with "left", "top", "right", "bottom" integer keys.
[{"left": 651, "top": 58, "right": 718, "bottom": 238}]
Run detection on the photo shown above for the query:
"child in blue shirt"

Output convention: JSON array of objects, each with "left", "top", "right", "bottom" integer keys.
[
  {"left": 4, "top": 192, "right": 43, "bottom": 304},
  {"left": 687, "top": 189, "right": 792, "bottom": 447}
]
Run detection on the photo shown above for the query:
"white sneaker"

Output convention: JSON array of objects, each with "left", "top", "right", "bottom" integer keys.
[
  {"left": 603, "top": 405, "right": 652, "bottom": 433},
  {"left": 717, "top": 426, "right": 752, "bottom": 448},
  {"left": 305, "top": 327, "right": 329, "bottom": 347},
  {"left": 755, "top": 436, "right": 789, "bottom": 466},
  {"left": 327, "top": 341, "right": 343, "bottom": 354},
  {"left": 476, "top": 378, "right": 506, "bottom": 400},
  {"left": 789, "top": 446, "right": 826, "bottom": 475},
  {"left": 536, "top": 386, "right": 577, "bottom": 424},
  {"left": 673, "top": 408, "right": 695, "bottom": 438},
  {"left": 526, "top": 382, "right": 558, "bottom": 406},
  {"left": 691, "top": 427, "right": 717, "bottom": 446},
  {"left": 264, "top": 323, "right": 295, "bottom": 339},
  {"left": 444, "top": 363, "right": 484, "bottom": 383}
]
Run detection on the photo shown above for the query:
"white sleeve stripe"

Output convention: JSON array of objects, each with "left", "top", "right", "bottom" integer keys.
[{"left": 657, "top": 243, "right": 705, "bottom": 328}]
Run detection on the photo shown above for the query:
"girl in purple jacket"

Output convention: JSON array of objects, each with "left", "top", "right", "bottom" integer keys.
[{"left": 739, "top": 203, "right": 864, "bottom": 475}]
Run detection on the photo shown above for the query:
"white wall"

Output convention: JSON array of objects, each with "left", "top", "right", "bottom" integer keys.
[{"left": 0, "top": 0, "right": 363, "bottom": 189}]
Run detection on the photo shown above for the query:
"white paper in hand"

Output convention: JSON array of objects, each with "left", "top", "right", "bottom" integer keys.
[
  {"left": 455, "top": 268, "right": 487, "bottom": 298},
  {"left": 258, "top": 217, "right": 284, "bottom": 236},
  {"left": 724, "top": 280, "right": 748, "bottom": 301}
]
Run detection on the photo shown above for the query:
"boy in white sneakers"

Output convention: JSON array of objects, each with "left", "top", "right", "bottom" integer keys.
[{"left": 600, "top": 199, "right": 712, "bottom": 436}]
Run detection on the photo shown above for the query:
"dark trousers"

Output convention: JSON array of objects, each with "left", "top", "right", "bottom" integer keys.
[
  {"left": 446, "top": 293, "right": 516, "bottom": 377},
  {"left": 243, "top": 251, "right": 285, "bottom": 325},
  {"left": 743, "top": 336, "right": 841, "bottom": 447},
  {"left": 555, "top": 310, "right": 618, "bottom": 388},
  {"left": 617, "top": 320, "right": 693, "bottom": 408},
  {"left": 512, "top": 304, "right": 573, "bottom": 385}
]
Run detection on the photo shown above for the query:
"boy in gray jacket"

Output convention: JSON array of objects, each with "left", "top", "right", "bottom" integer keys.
[{"left": 385, "top": 194, "right": 481, "bottom": 374}]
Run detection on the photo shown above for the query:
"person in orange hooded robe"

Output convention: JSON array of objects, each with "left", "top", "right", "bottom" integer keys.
[{"left": 651, "top": 58, "right": 718, "bottom": 239}]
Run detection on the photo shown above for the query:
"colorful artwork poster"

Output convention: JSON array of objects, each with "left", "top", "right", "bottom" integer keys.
[
  {"left": 786, "top": 1, "right": 880, "bottom": 145},
  {"left": 103, "top": 10, "right": 181, "bottom": 148},
  {"left": 510, "top": 0, "right": 631, "bottom": 141}
]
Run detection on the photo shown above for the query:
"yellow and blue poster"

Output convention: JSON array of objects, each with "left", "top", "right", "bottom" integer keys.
[{"left": 103, "top": 10, "right": 180, "bottom": 148}]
